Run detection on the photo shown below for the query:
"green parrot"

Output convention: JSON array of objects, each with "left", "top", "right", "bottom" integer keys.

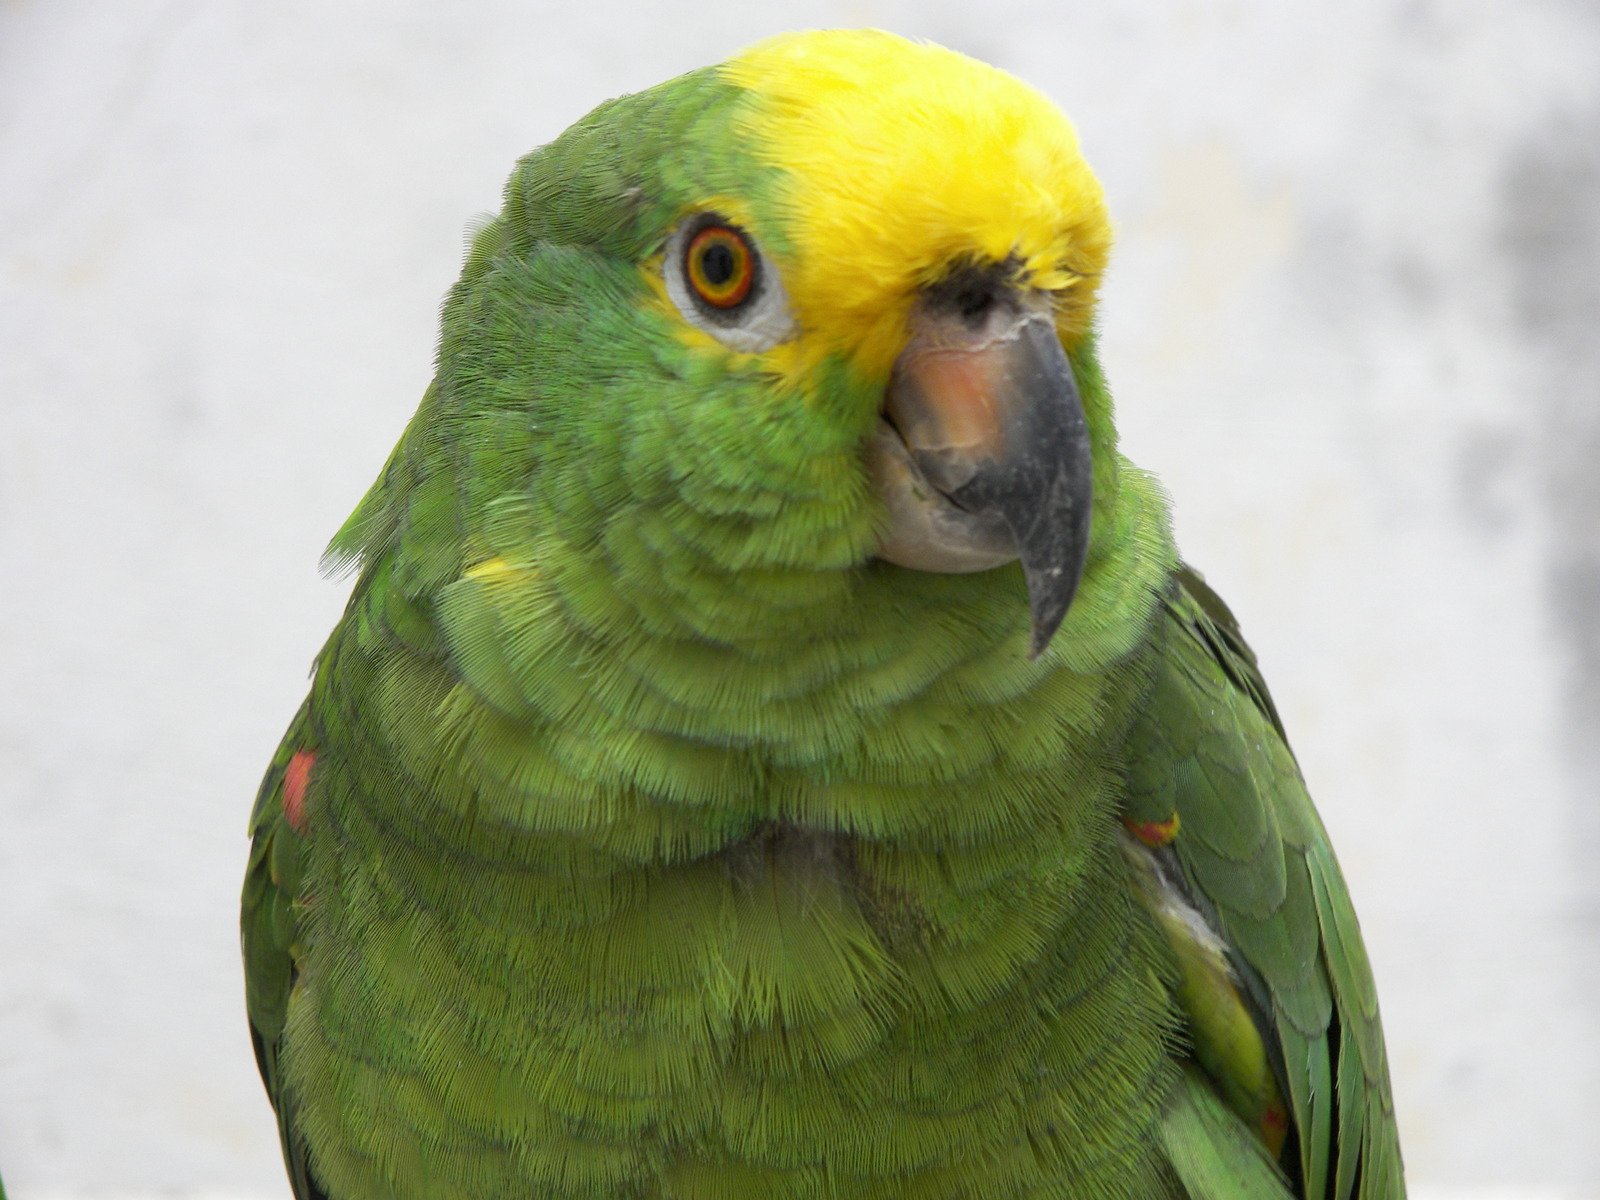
[{"left": 243, "top": 29, "right": 1403, "bottom": 1200}]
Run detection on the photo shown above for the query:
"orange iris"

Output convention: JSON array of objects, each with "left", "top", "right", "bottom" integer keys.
[{"left": 685, "top": 225, "right": 755, "bottom": 309}]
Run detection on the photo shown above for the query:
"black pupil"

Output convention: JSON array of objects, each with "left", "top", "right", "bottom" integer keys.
[{"left": 701, "top": 240, "right": 737, "bottom": 287}]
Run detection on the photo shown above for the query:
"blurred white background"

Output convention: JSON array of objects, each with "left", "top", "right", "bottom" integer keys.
[{"left": 2, "top": 1, "right": 1597, "bottom": 1196}]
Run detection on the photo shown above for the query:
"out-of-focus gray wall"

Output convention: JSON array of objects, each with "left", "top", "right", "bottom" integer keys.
[{"left": 2, "top": 1, "right": 1596, "bottom": 1195}]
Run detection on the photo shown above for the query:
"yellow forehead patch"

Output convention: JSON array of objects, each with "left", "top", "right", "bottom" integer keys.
[{"left": 723, "top": 30, "right": 1110, "bottom": 379}]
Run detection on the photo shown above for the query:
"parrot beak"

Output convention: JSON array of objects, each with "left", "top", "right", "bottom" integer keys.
[{"left": 872, "top": 282, "right": 1093, "bottom": 658}]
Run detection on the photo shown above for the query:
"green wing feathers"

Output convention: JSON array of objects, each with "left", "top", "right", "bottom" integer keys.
[
  {"left": 241, "top": 700, "right": 323, "bottom": 1200},
  {"left": 1127, "top": 568, "right": 1403, "bottom": 1200},
  {"left": 1160, "top": 1066, "right": 1296, "bottom": 1199}
]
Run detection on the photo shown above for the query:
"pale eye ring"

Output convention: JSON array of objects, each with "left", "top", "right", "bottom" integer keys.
[{"left": 664, "top": 212, "right": 796, "bottom": 352}]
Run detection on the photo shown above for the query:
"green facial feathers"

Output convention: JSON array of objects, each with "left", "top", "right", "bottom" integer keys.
[{"left": 243, "top": 29, "right": 1403, "bottom": 1200}]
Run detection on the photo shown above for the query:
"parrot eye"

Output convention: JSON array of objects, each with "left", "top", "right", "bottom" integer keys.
[
  {"left": 665, "top": 213, "right": 795, "bottom": 352},
  {"left": 686, "top": 225, "right": 755, "bottom": 309}
]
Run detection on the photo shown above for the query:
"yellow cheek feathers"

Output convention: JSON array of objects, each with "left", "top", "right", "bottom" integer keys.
[{"left": 722, "top": 30, "right": 1112, "bottom": 381}]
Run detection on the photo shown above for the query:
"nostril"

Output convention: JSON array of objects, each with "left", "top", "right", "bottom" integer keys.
[
  {"left": 954, "top": 287, "right": 995, "bottom": 325},
  {"left": 923, "top": 259, "right": 1020, "bottom": 329}
]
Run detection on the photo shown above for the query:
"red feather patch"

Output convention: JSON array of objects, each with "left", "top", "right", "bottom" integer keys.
[
  {"left": 1122, "top": 812, "right": 1181, "bottom": 847},
  {"left": 282, "top": 750, "right": 315, "bottom": 835}
]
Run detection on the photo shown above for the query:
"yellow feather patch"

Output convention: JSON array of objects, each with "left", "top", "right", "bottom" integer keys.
[
  {"left": 723, "top": 30, "right": 1111, "bottom": 381},
  {"left": 463, "top": 556, "right": 540, "bottom": 589},
  {"left": 464, "top": 556, "right": 517, "bottom": 582}
]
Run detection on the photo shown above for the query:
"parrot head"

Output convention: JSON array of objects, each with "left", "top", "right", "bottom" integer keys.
[{"left": 341, "top": 29, "right": 1132, "bottom": 664}]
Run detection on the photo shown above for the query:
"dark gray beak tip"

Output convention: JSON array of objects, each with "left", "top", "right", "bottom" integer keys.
[
  {"left": 1028, "top": 610, "right": 1064, "bottom": 661},
  {"left": 966, "top": 315, "right": 1092, "bottom": 660},
  {"left": 1024, "top": 554, "right": 1084, "bottom": 660}
]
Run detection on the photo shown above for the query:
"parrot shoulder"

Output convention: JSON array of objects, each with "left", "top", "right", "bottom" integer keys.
[
  {"left": 1124, "top": 566, "right": 1404, "bottom": 1200},
  {"left": 241, "top": 698, "right": 328, "bottom": 1200}
]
